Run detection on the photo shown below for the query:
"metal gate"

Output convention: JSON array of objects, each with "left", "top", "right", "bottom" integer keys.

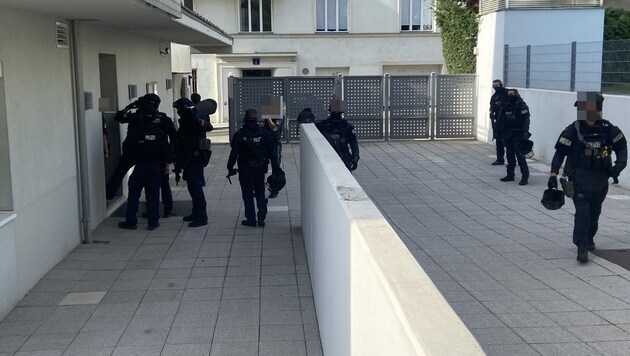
[{"left": 229, "top": 74, "right": 476, "bottom": 140}]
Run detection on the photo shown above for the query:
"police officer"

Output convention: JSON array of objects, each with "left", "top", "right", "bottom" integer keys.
[
  {"left": 490, "top": 79, "right": 507, "bottom": 165},
  {"left": 315, "top": 100, "right": 360, "bottom": 171},
  {"left": 107, "top": 94, "right": 177, "bottom": 218},
  {"left": 498, "top": 88, "right": 531, "bottom": 185},
  {"left": 548, "top": 92, "right": 627, "bottom": 263},
  {"left": 264, "top": 115, "right": 284, "bottom": 198},
  {"left": 118, "top": 113, "right": 170, "bottom": 230},
  {"left": 173, "top": 98, "right": 214, "bottom": 227},
  {"left": 227, "top": 108, "right": 279, "bottom": 227}
]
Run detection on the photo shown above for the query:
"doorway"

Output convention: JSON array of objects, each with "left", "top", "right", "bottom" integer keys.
[{"left": 99, "top": 54, "right": 121, "bottom": 203}]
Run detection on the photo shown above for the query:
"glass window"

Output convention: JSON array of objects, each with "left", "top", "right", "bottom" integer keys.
[
  {"left": 240, "top": 0, "right": 272, "bottom": 33},
  {"left": 316, "top": 0, "right": 348, "bottom": 32},
  {"left": 401, "top": 0, "right": 432, "bottom": 31}
]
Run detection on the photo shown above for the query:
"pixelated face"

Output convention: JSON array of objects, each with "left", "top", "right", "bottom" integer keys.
[
  {"left": 492, "top": 81, "right": 502, "bottom": 89},
  {"left": 507, "top": 89, "right": 516, "bottom": 96},
  {"left": 575, "top": 92, "right": 601, "bottom": 121}
]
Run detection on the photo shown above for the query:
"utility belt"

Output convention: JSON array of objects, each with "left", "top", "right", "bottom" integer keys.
[
  {"left": 575, "top": 151, "right": 612, "bottom": 171},
  {"left": 192, "top": 138, "right": 212, "bottom": 167},
  {"left": 245, "top": 157, "right": 268, "bottom": 169}
]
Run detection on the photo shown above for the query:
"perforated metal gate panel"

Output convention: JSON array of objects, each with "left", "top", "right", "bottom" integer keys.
[
  {"left": 389, "top": 76, "right": 430, "bottom": 139},
  {"left": 344, "top": 76, "right": 383, "bottom": 140},
  {"left": 229, "top": 74, "right": 476, "bottom": 141},
  {"left": 435, "top": 75, "right": 476, "bottom": 138},
  {"left": 286, "top": 77, "right": 336, "bottom": 140},
  {"left": 230, "top": 78, "right": 284, "bottom": 138}
]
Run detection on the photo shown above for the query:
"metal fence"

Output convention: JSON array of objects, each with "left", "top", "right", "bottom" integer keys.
[
  {"left": 504, "top": 40, "right": 630, "bottom": 95},
  {"left": 228, "top": 74, "right": 477, "bottom": 141}
]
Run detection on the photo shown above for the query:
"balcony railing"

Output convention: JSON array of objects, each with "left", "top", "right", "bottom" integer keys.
[{"left": 480, "top": 0, "right": 601, "bottom": 15}]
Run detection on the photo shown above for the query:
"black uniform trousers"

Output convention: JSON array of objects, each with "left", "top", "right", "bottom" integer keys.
[
  {"left": 238, "top": 167, "right": 267, "bottom": 223},
  {"left": 160, "top": 164, "right": 173, "bottom": 214},
  {"left": 183, "top": 158, "right": 207, "bottom": 223},
  {"left": 126, "top": 163, "right": 161, "bottom": 226},
  {"left": 495, "top": 134, "right": 505, "bottom": 162},
  {"left": 503, "top": 134, "right": 529, "bottom": 179},
  {"left": 572, "top": 186, "right": 608, "bottom": 246}
]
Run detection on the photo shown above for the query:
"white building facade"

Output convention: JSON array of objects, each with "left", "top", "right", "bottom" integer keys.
[
  {"left": 0, "top": 0, "right": 231, "bottom": 319},
  {"left": 188, "top": 0, "right": 445, "bottom": 124}
]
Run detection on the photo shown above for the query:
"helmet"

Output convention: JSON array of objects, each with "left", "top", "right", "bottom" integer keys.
[
  {"left": 173, "top": 98, "right": 195, "bottom": 111},
  {"left": 267, "top": 169, "right": 286, "bottom": 193},
  {"left": 143, "top": 94, "right": 161, "bottom": 109},
  {"left": 519, "top": 139, "right": 534, "bottom": 159},
  {"left": 541, "top": 189, "right": 565, "bottom": 210},
  {"left": 297, "top": 108, "right": 315, "bottom": 123}
]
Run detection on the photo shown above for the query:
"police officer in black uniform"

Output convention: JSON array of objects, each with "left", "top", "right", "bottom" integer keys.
[
  {"left": 173, "top": 98, "right": 214, "bottom": 227},
  {"left": 490, "top": 79, "right": 507, "bottom": 165},
  {"left": 107, "top": 94, "right": 177, "bottom": 218},
  {"left": 498, "top": 88, "right": 531, "bottom": 185},
  {"left": 227, "top": 108, "right": 279, "bottom": 227},
  {"left": 118, "top": 113, "right": 170, "bottom": 230},
  {"left": 315, "top": 100, "right": 360, "bottom": 171},
  {"left": 548, "top": 92, "right": 627, "bottom": 263}
]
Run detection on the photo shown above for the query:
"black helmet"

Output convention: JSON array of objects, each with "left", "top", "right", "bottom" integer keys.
[
  {"left": 519, "top": 139, "right": 534, "bottom": 159},
  {"left": 541, "top": 189, "right": 565, "bottom": 210},
  {"left": 173, "top": 98, "right": 195, "bottom": 111},
  {"left": 267, "top": 169, "right": 286, "bottom": 193},
  {"left": 143, "top": 94, "right": 161, "bottom": 109},
  {"left": 297, "top": 108, "right": 315, "bottom": 123}
]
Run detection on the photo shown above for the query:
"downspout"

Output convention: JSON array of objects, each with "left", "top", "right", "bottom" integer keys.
[{"left": 68, "top": 20, "right": 92, "bottom": 244}]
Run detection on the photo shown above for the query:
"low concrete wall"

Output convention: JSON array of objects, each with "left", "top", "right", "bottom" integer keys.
[
  {"left": 300, "top": 124, "right": 484, "bottom": 356},
  {"left": 516, "top": 89, "right": 630, "bottom": 187},
  {"left": 0, "top": 215, "right": 17, "bottom": 320}
]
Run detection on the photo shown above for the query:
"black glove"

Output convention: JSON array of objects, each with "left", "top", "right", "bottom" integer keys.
[
  {"left": 349, "top": 156, "right": 359, "bottom": 171},
  {"left": 127, "top": 100, "right": 139, "bottom": 109},
  {"left": 227, "top": 168, "right": 237, "bottom": 176},
  {"left": 548, "top": 176, "right": 558, "bottom": 190},
  {"left": 524, "top": 132, "right": 532, "bottom": 140},
  {"left": 610, "top": 165, "right": 622, "bottom": 184}
]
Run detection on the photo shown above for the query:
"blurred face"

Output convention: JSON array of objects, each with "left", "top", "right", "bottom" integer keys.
[
  {"left": 576, "top": 100, "right": 599, "bottom": 122},
  {"left": 492, "top": 81, "right": 502, "bottom": 89},
  {"left": 507, "top": 89, "right": 516, "bottom": 97},
  {"left": 246, "top": 109, "right": 258, "bottom": 119}
]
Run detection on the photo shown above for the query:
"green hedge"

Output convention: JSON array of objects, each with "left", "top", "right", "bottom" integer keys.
[{"left": 434, "top": 0, "right": 479, "bottom": 74}]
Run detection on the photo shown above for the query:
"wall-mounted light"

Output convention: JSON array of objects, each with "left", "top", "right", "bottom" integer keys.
[{"left": 160, "top": 47, "right": 170, "bottom": 56}]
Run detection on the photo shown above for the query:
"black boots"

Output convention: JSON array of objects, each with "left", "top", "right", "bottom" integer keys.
[
  {"left": 577, "top": 243, "right": 589, "bottom": 263},
  {"left": 518, "top": 178, "right": 529, "bottom": 186},
  {"left": 500, "top": 175, "right": 515, "bottom": 182},
  {"left": 491, "top": 160, "right": 505, "bottom": 165}
]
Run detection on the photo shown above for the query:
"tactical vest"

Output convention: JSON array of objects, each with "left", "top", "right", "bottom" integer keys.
[
  {"left": 569, "top": 121, "right": 612, "bottom": 192},
  {"left": 132, "top": 124, "right": 166, "bottom": 164},
  {"left": 241, "top": 131, "right": 268, "bottom": 169}
]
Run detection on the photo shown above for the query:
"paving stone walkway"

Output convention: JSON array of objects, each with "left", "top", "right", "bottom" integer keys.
[
  {"left": 2, "top": 140, "right": 630, "bottom": 356},
  {"left": 356, "top": 140, "right": 630, "bottom": 356}
]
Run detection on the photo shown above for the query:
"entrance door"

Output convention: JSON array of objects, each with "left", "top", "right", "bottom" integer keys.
[{"left": 99, "top": 54, "right": 120, "bottom": 202}]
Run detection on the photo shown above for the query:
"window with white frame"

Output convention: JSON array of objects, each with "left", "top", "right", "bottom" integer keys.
[
  {"left": 240, "top": 0, "right": 272, "bottom": 33},
  {"left": 400, "top": 0, "right": 433, "bottom": 31},
  {"left": 316, "top": 0, "right": 348, "bottom": 32}
]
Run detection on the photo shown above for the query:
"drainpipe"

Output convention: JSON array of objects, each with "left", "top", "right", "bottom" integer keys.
[{"left": 68, "top": 20, "right": 92, "bottom": 244}]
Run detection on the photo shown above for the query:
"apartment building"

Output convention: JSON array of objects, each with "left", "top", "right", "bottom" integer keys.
[{"left": 187, "top": 0, "right": 445, "bottom": 124}]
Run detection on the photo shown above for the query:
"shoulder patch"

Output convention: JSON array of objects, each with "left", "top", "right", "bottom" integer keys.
[
  {"left": 613, "top": 132, "right": 625, "bottom": 144},
  {"left": 558, "top": 137, "right": 571, "bottom": 146}
]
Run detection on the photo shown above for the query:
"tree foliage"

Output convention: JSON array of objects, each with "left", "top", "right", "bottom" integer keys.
[
  {"left": 604, "top": 7, "right": 630, "bottom": 40},
  {"left": 434, "top": 0, "right": 479, "bottom": 74}
]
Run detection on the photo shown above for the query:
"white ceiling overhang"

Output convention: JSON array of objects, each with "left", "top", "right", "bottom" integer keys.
[{"left": 0, "top": 0, "right": 232, "bottom": 49}]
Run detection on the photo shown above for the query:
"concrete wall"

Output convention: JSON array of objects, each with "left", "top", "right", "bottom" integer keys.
[
  {"left": 0, "top": 7, "right": 80, "bottom": 320},
  {"left": 476, "top": 8, "right": 604, "bottom": 142},
  {"left": 521, "top": 89, "right": 630, "bottom": 188},
  {"left": 300, "top": 124, "right": 484, "bottom": 355},
  {"left": 0, "top": 6, "right": 174, "bottom": 320}
]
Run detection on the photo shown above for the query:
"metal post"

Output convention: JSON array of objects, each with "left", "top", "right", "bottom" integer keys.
[
  {"left": 430, "top": 72, "right": 438, "bottom": 140},
  {"left": 228, "top": 76, "right": 235, "bottom": 140},
  {"left": 384, "top": 73, "right": 390, "bottom": 141},
  {"left": 504, "top": 45, "right": 509, "bottom": 86},
  {"left": 69, "top": 20, "right": 92, "bottom": 244},
  {"left": 526, "top": 45, "right": 531, "bottom": 88},
  {"left": 570, "top": 41, "right": 577, "bottom": 92}
]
